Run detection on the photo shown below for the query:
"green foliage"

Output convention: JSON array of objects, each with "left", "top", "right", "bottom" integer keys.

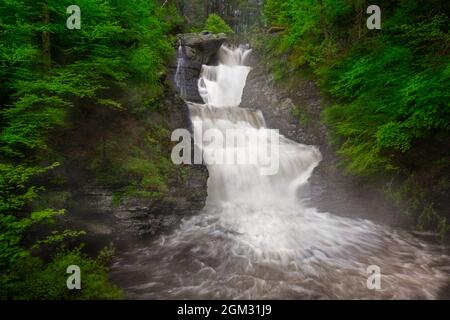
[
  {"left": 89, "top": 121, "right": 173, "bottom": 200},
  {"left": 1, "top": 0, "right": 175, "bottom": 155},
  {"left": 262, "top": 0, "right": 450, "bottom": 236},
  {"left": 263, "top": 0, "right": 449, "bottom": 173},
  {"left": 0, "top": 160, "right": 122, "bottom": 299},
  {"left": 0, "top": 0, "right": 178, "bottom": 298},
  {"left": 290, "top": 106, "right": 311, "bottom": 125},
  {"left": 1, "top": 246, "right": 122, "bottom": 300},
  {"left": 205, "top": 14, "right": 234, "bottom": 34}
]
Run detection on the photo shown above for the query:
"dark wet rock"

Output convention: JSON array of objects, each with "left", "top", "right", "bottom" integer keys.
[
  {"left": 72, "top": 186, "right": 115, "bottom": 214},
  {"left": 69, "top": 163, "right": 208, "bottom": 252},
  {"left": 168, "top": 32, "right": 227, "bottom": 103},
  {"left": 177, "top": 32, "right": 227, "bottom": 59},
  {"left": 69, "top": 166, "right": 208, "bottom": 248}
]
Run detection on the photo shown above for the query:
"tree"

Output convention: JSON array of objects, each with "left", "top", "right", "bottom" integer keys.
[{"left": 205, "top": 14, "right": 234, "bottom": 34}]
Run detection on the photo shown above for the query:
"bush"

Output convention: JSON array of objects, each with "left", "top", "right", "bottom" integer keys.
[{"left": 205, "top": 14, "right": 234, "bottom": 34}]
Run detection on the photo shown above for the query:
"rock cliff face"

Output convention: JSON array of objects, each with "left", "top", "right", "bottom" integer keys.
[
  {"left": 169, "top": 31, "right": 227, "bottom": 102},
  {"left": 66, "top": 90, "right": 209, "bottom": 253}
]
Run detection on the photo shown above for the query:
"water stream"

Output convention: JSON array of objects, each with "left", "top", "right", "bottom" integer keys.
[{"left": 111, "top": 44, "right": 450, "bottom": 299}]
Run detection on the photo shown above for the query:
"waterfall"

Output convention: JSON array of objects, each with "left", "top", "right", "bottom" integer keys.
[
  {"left": 174, "top": 45, "right": 189, "bottom": 101},
  {"left": 198, "top": 45, "right": 252, "bottom": 107},
  {"left": 111, "top": 43, "right": 450, "bottom": 300},
  {"left": 192, "top": 44, "right": 322, "bottom": 204}
]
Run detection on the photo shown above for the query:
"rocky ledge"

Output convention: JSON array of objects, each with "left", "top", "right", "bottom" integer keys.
[
  {"left": 169, "top": 31, "right": 227, "bottom": 103},
  {"left": 69, "top": 163, "right": 207, "bottom": 253}
]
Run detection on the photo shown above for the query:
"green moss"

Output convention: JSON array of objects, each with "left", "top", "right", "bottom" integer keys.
[
  {"left": 290, "top": 106, "right": 311, "bottom": 125},
  {"left": 0, "top": 0, "right": 185, "bottom": 299},
  {"left": 89, "top": 118, "right": 176, "bottom": 203}
]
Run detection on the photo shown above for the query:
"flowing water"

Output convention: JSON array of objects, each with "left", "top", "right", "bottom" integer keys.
[{"left": 111, "top": 44, "right": 450, "bottom": 299}]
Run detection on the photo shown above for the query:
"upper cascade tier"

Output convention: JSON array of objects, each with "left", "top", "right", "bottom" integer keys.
[{"left": 198, "top": 44, "right": 252, "bottom": 108}]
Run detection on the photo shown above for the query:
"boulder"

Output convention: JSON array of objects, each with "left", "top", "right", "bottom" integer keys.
[
  {"left": 169, "top": 32, "right": 227, "bottom": 103},
  {"left": 177, "top": 32, "right": 227, "bottom": 62}
]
